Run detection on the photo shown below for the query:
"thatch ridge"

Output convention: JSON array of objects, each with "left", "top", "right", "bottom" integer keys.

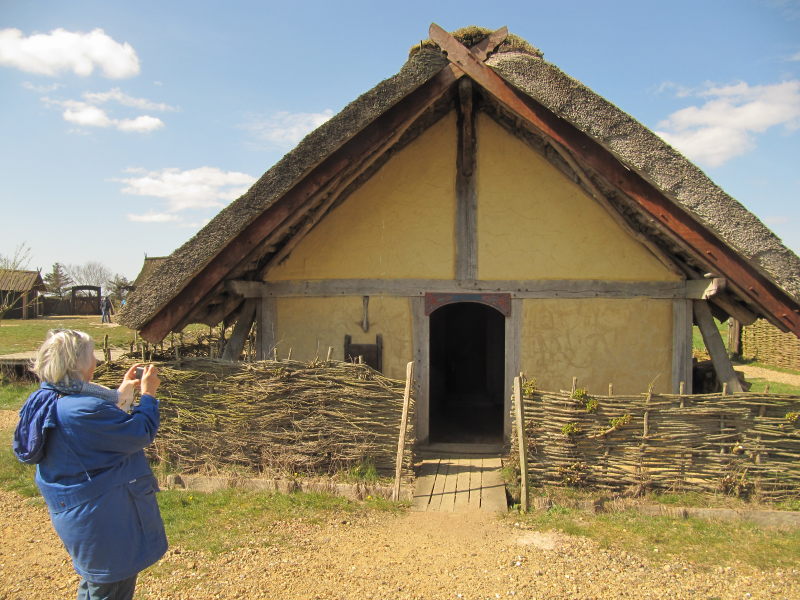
[
  {"left": 409, "top": 25, "right": 543, "bottom": 59},
  {"left": 119, "top": 27, "right": 800, "bottom": 335}
]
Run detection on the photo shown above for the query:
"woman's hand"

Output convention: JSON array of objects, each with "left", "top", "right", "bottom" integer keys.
[
  {"left": 118, "top": 363, "right": 142, "bottom": 411},
  {"left": 140, "top": 365, "right": 161, "bottom": 397}
]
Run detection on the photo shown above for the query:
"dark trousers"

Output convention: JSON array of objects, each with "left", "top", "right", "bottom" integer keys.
[{"left": 76, "top": 575, "right": 137, "bottom": 600}]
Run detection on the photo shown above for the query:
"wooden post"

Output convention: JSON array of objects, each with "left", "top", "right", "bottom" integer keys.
[
  {"left": 103, "top": 334, "right": 110, "bottom": 363},
  {"left": 326, "top": 346, "right": 333, "bottom": 364},
  {"left": 570, "top": 377, "right": 577, "bottom": 396},
  {"left": 679, "top": 381, "right": 686, "bottom": 408},
  {"left": 221, "top": 299, "right": 256, "bottom": 361},
  {"left": 608, "top": 383, "right": 613, "bottom": 396},
  {"left": 513, "top": 376, "right": 529, "bottom": 513},
  {"left": 728, "top": 318, "right": 742, "bottom": 359},
  {"left": 393, "top": 362, "right": 414, "bottom": 502},
  {"left": 287, "top": 347, "right": 293, "bottom": 361},
  {"left": 643, "top": 388, "right": 652, "bottom": 438},
  {"left": 693, "top": 301, "right": 743, "bottom": 393}
]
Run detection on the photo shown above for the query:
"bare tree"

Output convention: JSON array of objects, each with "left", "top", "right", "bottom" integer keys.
[{"left": 66, "top": 261, "right": 113, "bottom": 291}]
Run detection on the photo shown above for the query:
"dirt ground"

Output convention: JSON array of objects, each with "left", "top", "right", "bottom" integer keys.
[
  {"left": 2, "top": 483, "right": 799, "bottom": 600},
  {"left": 736, "top": 364, "right": 800, "bottom": 388}
]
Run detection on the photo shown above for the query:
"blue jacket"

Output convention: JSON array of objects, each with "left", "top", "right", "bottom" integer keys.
[{"left": 14, "top": 384, "right": 168, "bottom": 583}]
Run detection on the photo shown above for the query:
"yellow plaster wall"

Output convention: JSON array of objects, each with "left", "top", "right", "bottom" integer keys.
[
  {"left": 268, "top": 112, "right": 457, "bottom": 281},
  {"left": 476, "top": 114, "right": 680, "bottom": 282},
  {"left": 275, "top": 296, "right": 412, "bottom": 380},
  {"left": 521, "top": 298, "right": 673, "bottom": 394}
]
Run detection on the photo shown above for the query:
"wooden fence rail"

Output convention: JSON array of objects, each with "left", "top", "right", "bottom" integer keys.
[{"left": 511, "top": 377, "right": 800, "bottom": 505}]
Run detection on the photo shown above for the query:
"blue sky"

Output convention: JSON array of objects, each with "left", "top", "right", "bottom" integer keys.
[{"left": 1, "top": 0, "right": 799, "bottom": 282}]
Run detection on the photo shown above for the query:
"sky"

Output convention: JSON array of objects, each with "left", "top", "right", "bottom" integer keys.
[{"left": 1, "top": 0, "right": 799, "bottom": 282}]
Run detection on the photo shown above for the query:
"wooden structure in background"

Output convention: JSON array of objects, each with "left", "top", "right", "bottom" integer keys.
[{"left": 0, "top": 269, "right": 44, "bottom": 319}]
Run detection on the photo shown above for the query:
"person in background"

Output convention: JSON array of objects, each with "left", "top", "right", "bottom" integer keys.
[
  {"left": 13, "top": 329, "right": 167, "bottom": 600},
  {"left": 100, "top": 295, "right": 113, "bottom": 323}
]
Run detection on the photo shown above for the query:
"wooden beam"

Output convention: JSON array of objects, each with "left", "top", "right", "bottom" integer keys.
[
  {"left": 505, "top": 298, "right": 522, "bottom": 442},
  {"left": 138, "top": 30, "right": 509, "bottom": 343},
  {"left": 710, "top": 292, "right": 757, "bottom": 326},
  {"left": 256, "top": 297, "right": 276, "bottom": 360},
  {"left": 221, "top": 298, "right": 256, "bottom": 361},
  {"left": 410, "top": 296, "right": 430, "bottom": 445},
  {"left": 671, "top": 299, "right": 693, "bottom": 393},
  {"left": 428, "top": 24, "right": 800, "bottom": 338},
  {"left": 693, "top": 300, "right": 743, "bottom": 393},
  {"left": 227, "top": 278, "right": 715, "bottom": 299},
  {"left": 455, "top": 78, "right": 478, "bottom": 281}
]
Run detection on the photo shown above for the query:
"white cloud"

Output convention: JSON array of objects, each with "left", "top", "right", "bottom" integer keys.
[
  {"left": 242, "top": 109, "right": 335, "bottom": 148},
  {"left": 0, "top": 28, "right": 139, "bottom": 78},
  {"left": 21, "top": 81, "right": 63, "bottom": 93},
  {"left": 43, "top": 97, "right": 164, "bottom": 132},
  {"left": 115, "top": 167, "right": 257, "bottom": 212},
  {"left": 126, "top": 212, "right": 180, "bottom": 223},
  {"left": 655, "top": 80, "right": 800, "bottom": 167},
  {"left": 82, "top": 87, "right": 177, "bottom": 112},
  {"left": 116, "top": 115, "right": 164, "bottom": 132}
]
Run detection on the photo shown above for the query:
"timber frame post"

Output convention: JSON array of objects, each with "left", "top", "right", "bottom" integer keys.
[
  {"left": 256, "top": 296, "right": 276, "bottom": 360},
  {"left": 693, "top": 300, "right": 744, "bottom": 393}
]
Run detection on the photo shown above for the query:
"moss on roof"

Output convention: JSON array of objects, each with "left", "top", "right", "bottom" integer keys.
[{"left": 409, "top": 25, "right": 543, "bottom": 60}]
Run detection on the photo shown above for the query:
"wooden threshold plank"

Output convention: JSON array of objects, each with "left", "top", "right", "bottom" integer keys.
[
  {"left": 411, "top": 459, "right": 439, "bottom": 511},
  {"left": 428, "top": 458, "right": 448, "bottom": 511},
  {"left": 453, "top": 457, "right": 472, "bottom": 512},
  {"left": 479, "top": 456, "right": 508, "bottom": 513},
  {"left": 439, "top": 458, "right": 459, "bottom": 512},
  {"left": 467, "top": 457, "right": 482, "bottom": 511}
]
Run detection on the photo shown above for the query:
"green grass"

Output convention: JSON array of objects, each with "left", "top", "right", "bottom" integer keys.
[
  {"left": 0, "top": 315, "right": 138, "bottom": 355},
  {"left": 0, "top": 381, "right": 37, "bottom": 410},
  {"left": 515, "top": 505, "right": 800, "bottom": 570},
  {"left": 0, "top": 429, "right": 39, "bottom": 498},
  {"left": 746, "top": 378, "right": 800, "bottom": 395},
  {"left": 157, "top": 488, "right": 354, "bottom": 554}
]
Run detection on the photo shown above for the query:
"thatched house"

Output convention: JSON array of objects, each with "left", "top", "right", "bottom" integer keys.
[
  {"left": 0, "top": 269, "right": 44, "bottom": 319},
  {"left": 120, "top": 26, "right": 800, "bottom": 445}
]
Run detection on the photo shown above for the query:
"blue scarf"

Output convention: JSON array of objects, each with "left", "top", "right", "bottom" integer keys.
[{"left": 12, "top": 382, "right": 119, "bottom": 465}]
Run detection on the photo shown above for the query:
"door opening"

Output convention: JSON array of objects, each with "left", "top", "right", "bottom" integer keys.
[{"left": 429, "top": 302, "right": 505, "bottom": 443}]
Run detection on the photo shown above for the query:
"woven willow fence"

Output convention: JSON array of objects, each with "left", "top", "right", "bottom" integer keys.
[
  {"left": 94, "top": 358, "right": 414, "bottom": 479},
  {"left": 511, "top": 380, "right": 800, "bottom": 503},
  {"left": 742, "top": 319, "right": 800, "bottom": 370}
]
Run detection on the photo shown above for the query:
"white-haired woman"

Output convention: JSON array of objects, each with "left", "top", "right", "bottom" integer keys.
[{"left": 13, "top": 329, "right": 167, "bottom": 600}]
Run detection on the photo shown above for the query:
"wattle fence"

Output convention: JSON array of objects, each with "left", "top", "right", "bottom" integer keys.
[
  {"left": 742, "top": 319, "right": 800, "bottom": 370},
  {"left": 510, "top": 379, "right": 800, "bottom": 505}
]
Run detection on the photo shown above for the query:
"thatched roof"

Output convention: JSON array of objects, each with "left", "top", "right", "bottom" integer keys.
[
  {"left": 119, "top": 26, "right": 800, "bottom": 340},
  {"left": 0, "top": 269, "right": 44, "bottom": 293},
  {"left": 132, "top": 256, "right": 168, "bottom": 289}
]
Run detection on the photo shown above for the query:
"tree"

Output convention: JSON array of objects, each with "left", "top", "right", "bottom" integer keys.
[
  {"left": 106, "top": 273, "right": 132, "bottom": 304},
  {"left": 66, "top": 261, "right": 112, "bottom": 291},
  {"left": 43, "top": 262, "right": 73, "bottom": 299}
]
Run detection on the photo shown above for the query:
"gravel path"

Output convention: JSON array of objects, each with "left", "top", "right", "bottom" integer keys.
[
  {"left": 1, "top": 487, "right": 799, "bottom": 600},
  {"left": 736, "top": 364, "right": 800, "bottom": 388}
]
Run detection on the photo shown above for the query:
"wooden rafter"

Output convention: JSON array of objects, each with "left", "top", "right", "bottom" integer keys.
[
  {"left": 138, "top": 29, "right": 508, "bottom": 342},
  {"left": 428, "top": 23, "right": 800, "bottom": 337}
]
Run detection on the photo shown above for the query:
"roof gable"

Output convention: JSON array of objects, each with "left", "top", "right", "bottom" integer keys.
[{"left": 119, "top": 26, "right": 800, "bottom": 341}]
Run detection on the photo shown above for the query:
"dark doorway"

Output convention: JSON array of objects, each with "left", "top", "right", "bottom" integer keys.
[{"left": 429, "top": 302, "right": 505, "bottom": 443}]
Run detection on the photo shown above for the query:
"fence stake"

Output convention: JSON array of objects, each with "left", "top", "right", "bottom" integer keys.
[
  {"left": 393, "top": 361, "right": 414, "bottom": 502},
  {"left": 608, "top": 383, "right": 613, "bottom": 396},
  {"left": 326, "top": 346, "right": 333, "bottom": 363},
  {"left": 287, "top": 347, "right": 293, "bottom": 361},
  {"left": 570, "top": 376, "right": 577, "bottom": 396},
  {"left": 513, "top": 376, "right": 529, "bottom": 513}
]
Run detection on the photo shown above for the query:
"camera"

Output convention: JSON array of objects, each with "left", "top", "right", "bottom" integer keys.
[{"left": 134, "top": 366, "right": 145, "bottom": 379}]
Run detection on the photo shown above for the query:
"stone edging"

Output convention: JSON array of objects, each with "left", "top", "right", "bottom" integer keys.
[
  {"left": 528, "top": 496, "right": 800, "bottom": 529},
  {"left": 163, "top": 473, "right": 413, "bottom": 502}
]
